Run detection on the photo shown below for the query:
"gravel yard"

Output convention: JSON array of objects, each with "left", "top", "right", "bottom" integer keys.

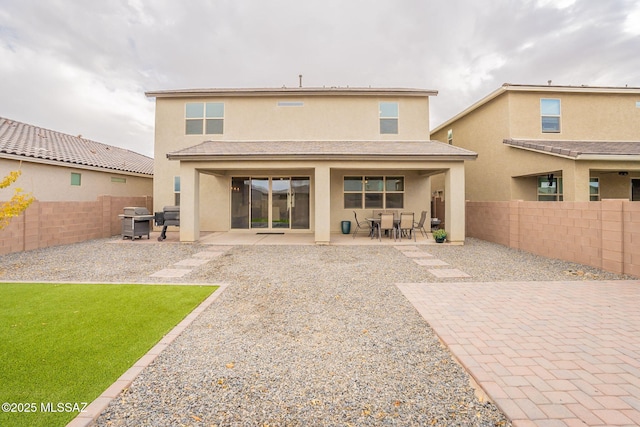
[{"left": 0, "top": 237, "right": 631, "bottom": 426}]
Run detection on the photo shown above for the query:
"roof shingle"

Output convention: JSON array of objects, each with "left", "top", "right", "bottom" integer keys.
[
  {"left": 167, "top": 140, "right": 477, "bottom": 160},
  {"left": 503, "top": 139, "right": 640, "bottom": 158},
  {"left": 0, "top": 117, "right": 153, "bottom": 175}
]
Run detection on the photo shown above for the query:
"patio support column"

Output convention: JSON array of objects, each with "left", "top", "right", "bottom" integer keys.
[
  {"left": 314, "top": 165, "right": 331, "bottom": 244},
  {"left": 445, "top": 163, "right": 466, "bottom": 243},
  {"left": 564, "top": 163, "right": 590, "bottom": 202},
  {"left": 180, "top": 164, "right": 200, "bottom": 242}
]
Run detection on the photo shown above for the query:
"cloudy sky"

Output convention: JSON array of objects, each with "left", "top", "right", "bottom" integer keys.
[{"left": 1, "top": 0, "right": 639, "bottom": 157}]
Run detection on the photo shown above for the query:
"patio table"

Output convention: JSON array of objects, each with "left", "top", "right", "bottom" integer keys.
[{"left": 365, "top": 217, "right": 400, "bottom": 239}]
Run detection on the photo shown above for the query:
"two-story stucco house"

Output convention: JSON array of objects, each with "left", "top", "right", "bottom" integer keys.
[
  {"left": 430, "top": 84, "right": 640, "bottom": 203},
  {"left": 146, "top": 87, "right": 477, "bottom": 244}
]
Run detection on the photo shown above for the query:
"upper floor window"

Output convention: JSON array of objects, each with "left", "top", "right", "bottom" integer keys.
[
  {"left": 540, "top": 99, "right": 561, "bottom": 133},
  {"left": 185, "top": 102, "right": 224, "bottom": 135},
  {"left": 379, "top": 102, "right": 398, "bottom": 134},
  {"left": 447, "top": 129, "right": 453, "bottom": 145}
]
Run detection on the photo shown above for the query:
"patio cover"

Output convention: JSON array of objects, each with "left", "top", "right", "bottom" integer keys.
[
  {"left": 167, "top": 140, "right": 478, "bottom": 160},
  {"left": 503, "top": 139, "right": 640, "bottom": 160}
]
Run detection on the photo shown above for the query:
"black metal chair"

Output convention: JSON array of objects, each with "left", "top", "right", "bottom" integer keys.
[{"left": 352, "top": 211, "right": 372, "bottom": 238}]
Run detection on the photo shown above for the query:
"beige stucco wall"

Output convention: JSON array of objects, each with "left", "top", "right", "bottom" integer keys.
[
  {"left": 153, "top": 93, "right": 431, "bottom": 213},
  {"left": 0, "top": 158, "right": 152, "bottom": 202},
  {"left": 431, "top": 89, "right": 640, "bottom": 202},
  {"left": 431, "top": 93, "right": 512, "bottom": 201},
  {"left": 509, "top": 91, "right": 640, "bottom": 140}
]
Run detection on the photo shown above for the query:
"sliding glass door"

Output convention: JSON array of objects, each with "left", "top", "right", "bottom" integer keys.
[{"left": 231, "top": 176, "right": 309, "bottom": 230}]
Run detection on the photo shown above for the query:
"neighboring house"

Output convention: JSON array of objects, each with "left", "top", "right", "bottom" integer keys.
[
  {"left": 0, "top": 117, "right": 153, "bottom": 201},
  {"left": 145, "top": 87, "right": 477, "bottom": 244},
  {"left": 430, "top": 84, "right": 640, "bottom": 202}
]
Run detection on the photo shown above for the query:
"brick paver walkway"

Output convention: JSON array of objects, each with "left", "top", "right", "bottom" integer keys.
[{"left": 397, "top": 280, "right": 640, "bottom": 427}]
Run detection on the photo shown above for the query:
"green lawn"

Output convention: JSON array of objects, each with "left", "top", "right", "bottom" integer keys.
[{"left": 0, "top": 283, "right": 218, "bottom": 427}]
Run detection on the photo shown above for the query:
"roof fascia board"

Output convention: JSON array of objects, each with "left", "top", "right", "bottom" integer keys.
[
  {"left": 504, "top": 145, "right": 640, "bottom": 161},
  {"left": 504, "top": 84, "right": 640, "bottom": 95},
  {"left": 577, "top": 154, "right": 640, "bottom": 161},
  {"left": 146, "top": 87, "right": 437, "bottom": 98},
  {"left": 0, "top": 153, "right": 153, "bottom": 177}
]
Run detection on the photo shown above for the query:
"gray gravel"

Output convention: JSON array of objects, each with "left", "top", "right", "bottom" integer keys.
[{"left": 0, "top": 237, "right": 631, "bottom": 426}]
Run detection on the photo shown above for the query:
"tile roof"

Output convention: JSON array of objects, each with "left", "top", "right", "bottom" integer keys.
[
  {"left": 166, "top": 140, "right": 477, "bottom": 160},
  {"left": 503, "top": 139, "right": 640, "bottom": 159},
  {"left": 0, "top": 117, "right": 153, "bottom": 175}
]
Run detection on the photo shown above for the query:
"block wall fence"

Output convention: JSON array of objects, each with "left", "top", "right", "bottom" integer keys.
[
  {"left": 466, "top": 200, "right": 640, "bottom": 278},
  {"left": 0, "top": 196, "right": 153, "bottom": 255}
]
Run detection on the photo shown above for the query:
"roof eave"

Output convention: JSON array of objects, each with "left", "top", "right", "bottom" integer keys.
[
  {"left": 576, "top": 154, "right": 640, "bottom": 161},
  {"left": 166, "top": 153, "right": 477, "bottom": 162},
  {"left": 146, "top": 87, "right": 438, "bottom": 98},
  {"left": 0, "top": 152, "right": 154, "bottom": 176}
]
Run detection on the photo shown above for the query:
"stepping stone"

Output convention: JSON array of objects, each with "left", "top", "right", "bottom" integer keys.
[
  {"left": 402, "top": 251, "right": 434, "bottom": 258},
  {"left": 427, "top": 268, "right": 471, "bottom": 278},
  {"left": 174, "top": 258, "right": 209, "bottom": 267},
  {"left": 395, "top": 245, "right": 419, "bottom": 251},
  {"left": 206, "top": 246, "right": 233, "bottom": 251},
  {"left": 414, "top": 258, "right": 448, "bottom": 266},
  {"left": 193, "top": 251, "right": 225, "bottom": 259},
  {"left": 150, "top": 269, "right": 191, "bottom": 278}
]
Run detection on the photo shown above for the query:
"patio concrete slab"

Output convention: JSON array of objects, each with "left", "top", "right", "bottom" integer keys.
[
  {"left": 426, "top": 268, "right": 470, "bottom": 277},
  {"left": 397, "top": 280, "right": 640, "bottom": 427}
]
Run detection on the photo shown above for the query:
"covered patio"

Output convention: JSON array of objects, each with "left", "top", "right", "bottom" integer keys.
[{"left": 167, "top": 140, "right": 476, "bottom": 245}]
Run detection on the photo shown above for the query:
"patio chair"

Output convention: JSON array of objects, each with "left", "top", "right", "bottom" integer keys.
[
  {"left": 414, "top": 210, "right": 428, "bottom": 237},
  {"left": 399, "top": 212, "right": 415, "bottom": 241},
  {"left": 378, "top": 212, "right": 397, "bottom": 241},
  {"left": 352, "top": 211, "right": 372, "bottom": 239}
]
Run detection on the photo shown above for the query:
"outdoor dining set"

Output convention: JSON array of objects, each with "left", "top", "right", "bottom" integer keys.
[{"left": 351, "top": 210, "right": 431, "bottom": 241}]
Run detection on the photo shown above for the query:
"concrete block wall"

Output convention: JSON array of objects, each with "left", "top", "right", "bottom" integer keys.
[
  {"left": 0, "top": 195, "right": 153, "bottom": 255},
  {"left": 467, "top": 200, "right": 639, "bottom": 277}
]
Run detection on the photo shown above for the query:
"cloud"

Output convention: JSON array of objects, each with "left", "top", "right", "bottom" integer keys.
[{"left": 0, "top": 0, "right": 638, "bottom": 154}]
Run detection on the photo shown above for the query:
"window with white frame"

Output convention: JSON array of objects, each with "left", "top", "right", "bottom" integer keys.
[
  {"left": 344, "top": 176, "right": 404, "bottom": 209},
  {"left": 540, "top": 99, "right": 561, "bottom": 133},
  {"left": 379, "top": 102, "right": 398, "bottom": 134},
  {"left": 537, "top": 175, "right": 563, "bottom": 201},
  {"left": 447, "top": 129, "right": 453, "bottom": 145},
  {"left": 174, "top": 176, "right": 181, "bottom": 206},
  {"left": 589, "top": 177, "right": 600, "bottom": 201},
  {"left": 185, "top": 102, "right": 224, "bottom": 135}
]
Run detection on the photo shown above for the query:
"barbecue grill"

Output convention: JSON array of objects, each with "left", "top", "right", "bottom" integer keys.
[
  {"left": 154, "top": 206, "right": 180, "bottom": 241},
  {"left": 119, "top": 207, "right": 154, "bottom": 240}
]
